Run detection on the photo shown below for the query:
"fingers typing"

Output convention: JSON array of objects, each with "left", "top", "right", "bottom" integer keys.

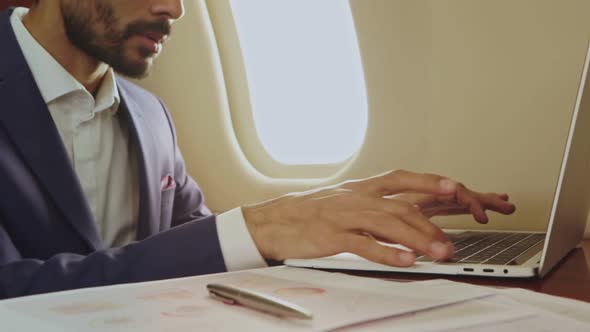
[
  {"left": 358, "top": 170, "right": 458, "bottom": 197},
  {"left": 344, "top": 234, "right": 417, "bottom": 267}
]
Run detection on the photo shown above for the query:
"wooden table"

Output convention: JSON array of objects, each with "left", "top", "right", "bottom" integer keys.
[{"left": 339, "top": 240, "right": 590, "bottom": 303}]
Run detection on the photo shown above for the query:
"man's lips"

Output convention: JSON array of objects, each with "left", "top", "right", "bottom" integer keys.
[
  {"left": 135, "top": 32, "right": 167, "bottom": 54},
  {"left": 143, "top": 31, "right": 167, "bottom": 44}
]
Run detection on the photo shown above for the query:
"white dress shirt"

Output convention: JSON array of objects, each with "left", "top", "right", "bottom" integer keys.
[{"left": 11, "top": 8, "right": 267, "bottom": 271}]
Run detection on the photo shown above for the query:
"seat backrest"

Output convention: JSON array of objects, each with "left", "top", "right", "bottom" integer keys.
[{"left": 0, "top": 1, "right": 32, "bottom": 12}]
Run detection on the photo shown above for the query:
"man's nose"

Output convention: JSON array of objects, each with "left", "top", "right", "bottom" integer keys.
[{"left": 151, "top": 0, "right": 185, "bottom": 21}]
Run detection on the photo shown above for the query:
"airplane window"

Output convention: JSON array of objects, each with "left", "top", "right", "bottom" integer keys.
[{"left": 230, "top": 0, "right": 368, "bottom": 165}]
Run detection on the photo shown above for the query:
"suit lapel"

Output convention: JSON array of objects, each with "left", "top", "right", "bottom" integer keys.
[
  {"left": 0, "top": 9, "right": 102, "bottom": 250},
  {"left": 117, "top": 81, "right": 161, "bottom": 240}
]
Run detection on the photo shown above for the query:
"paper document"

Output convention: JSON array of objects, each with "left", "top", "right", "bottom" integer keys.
[
  {"left": 334, "top": 294, "right": 533, "bottom": 332},
  {"left": 0, "top": 267, "right": 492, "bottom": 332},
  {"left": 498, "top": 287, "right": 590, "bottom": 324},
  {"left": 333, "top": 279, "right": 590, "bottom": 331},
  {"left": 445, "top": 312, "right": 590, "bottom": 332},
  {"left": 410, "top": 278, "right": 590, "bottom": 324}
]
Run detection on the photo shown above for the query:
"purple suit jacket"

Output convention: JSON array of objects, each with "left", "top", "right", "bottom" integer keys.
[{"left": 0, "top": 9, "right": 226, "bottom": 299}]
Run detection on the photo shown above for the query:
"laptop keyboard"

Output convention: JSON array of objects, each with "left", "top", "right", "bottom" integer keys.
[{"left": 417, "top": 232, "right": 545, "bottom": 265}]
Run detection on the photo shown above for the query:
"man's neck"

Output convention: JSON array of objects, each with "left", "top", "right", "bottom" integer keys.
[{"left": 21, "top": 5, "right": 109, "bottom": 96}]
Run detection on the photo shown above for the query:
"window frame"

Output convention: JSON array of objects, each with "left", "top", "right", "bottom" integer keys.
[{"left": 206, "top": 0, "right": 367, "bottom": 178}]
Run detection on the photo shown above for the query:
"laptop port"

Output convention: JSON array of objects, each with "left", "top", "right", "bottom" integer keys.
[
  {"left": 463, "top": 268, "right": 474, "bottom": 272},
  {"left": 483, "top": 269, "right": 494, "bottom": 273}
]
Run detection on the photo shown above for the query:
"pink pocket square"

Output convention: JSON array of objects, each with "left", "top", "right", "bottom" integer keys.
[{"left": 161, "top": 175, "right": 176, "bottom": 190}]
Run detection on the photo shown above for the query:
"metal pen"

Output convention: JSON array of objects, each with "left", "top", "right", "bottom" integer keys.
[{"left": 206, "top": 283, "right": 314, "bottom": 320}]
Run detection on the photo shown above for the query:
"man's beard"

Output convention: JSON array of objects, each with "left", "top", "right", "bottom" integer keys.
[{"left": 61, "top": 1, "right": 170, "bottom": 78}]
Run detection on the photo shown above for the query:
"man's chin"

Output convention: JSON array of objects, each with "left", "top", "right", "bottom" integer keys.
[{"left": 112, "top": 57, "right": 153, "bottom": 79}]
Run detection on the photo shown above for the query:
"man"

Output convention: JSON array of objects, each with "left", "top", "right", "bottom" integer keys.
[{"left": 0, "top": 0, "right": 515, "bottom": 300}]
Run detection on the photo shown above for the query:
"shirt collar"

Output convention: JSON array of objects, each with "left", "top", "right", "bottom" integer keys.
[
  {"left": 10, "top": 7, "right": 120, "bottom": 112},
  {"left": 96, "top": 69, "right": 121, "bottom": 114}
]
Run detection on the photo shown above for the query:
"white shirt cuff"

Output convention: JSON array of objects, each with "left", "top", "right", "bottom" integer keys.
[{"left": 216, "top": 207, "right": 268, "bottom": 271}]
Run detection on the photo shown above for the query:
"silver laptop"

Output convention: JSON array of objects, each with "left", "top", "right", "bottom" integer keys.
[{"left": 286, "top": 44, "right": 590, "bottom": 278}]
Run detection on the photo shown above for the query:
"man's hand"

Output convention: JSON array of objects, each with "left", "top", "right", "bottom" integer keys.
[
  {"left": 242, "top": 170, "right": 516, "bottom": 267},
  {"left": 390, "top": 184, "right": 515, "bottom": 223}
]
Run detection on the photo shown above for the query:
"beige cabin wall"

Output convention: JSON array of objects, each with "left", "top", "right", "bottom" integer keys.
[{"left": 137, "top": 0, "right": 590, "bottom": 238}]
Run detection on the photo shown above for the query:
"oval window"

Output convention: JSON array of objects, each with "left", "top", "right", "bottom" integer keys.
[{"left": 230, "top": 0, "right": 368, "bottom": 165}]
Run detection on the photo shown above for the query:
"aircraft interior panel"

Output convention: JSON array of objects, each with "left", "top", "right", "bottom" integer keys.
[{"left": 133, "top": 0, "right": 590, "bottom": 238}]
